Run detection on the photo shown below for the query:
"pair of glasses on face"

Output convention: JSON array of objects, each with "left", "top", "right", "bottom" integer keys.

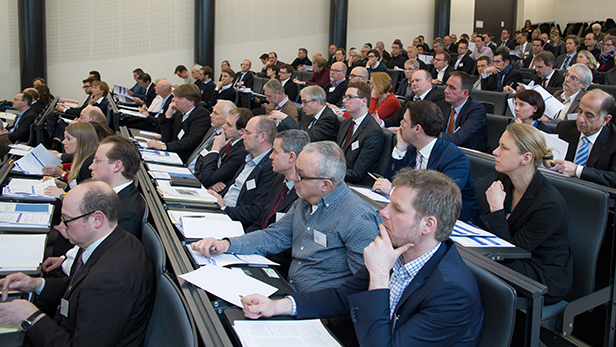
[
  {"left": 61, "top": 211, "right": 95, "bottom": 226},
  {"left": 294, "top": 167, "right": 330, "bottom": 182}
]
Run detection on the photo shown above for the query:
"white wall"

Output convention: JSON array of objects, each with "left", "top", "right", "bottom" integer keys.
[
  {"left": 0, "top": 0, "right": 21, "bottom": 100},
  {"left": 519, "top": 0, "right": 616, "bottom": 31},
  {"left": 451, "top": 0, "right": 475, "bottom": 39}
]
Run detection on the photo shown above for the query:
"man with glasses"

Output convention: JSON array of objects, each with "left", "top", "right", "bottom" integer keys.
[
  {"left": 0, "top": 180, "right": 155, "bottom": 346},
  {"left": 431, "top": 51, "right": 454, "bottom": 85},
  {"left": 480, "top": 51, "right": 523, "bottom": 92},
  {"left": 278, "top": 64, "right": 299, "bottom": 102},
  {"left": 192, "top": 141, "right": 381, "bottom": 292},
  {"left": 324, "top": 62, "right": 349, "bottom": 106},
  {"left": 274, "top": 85, "right": 340, "bottom": 142},
  {"left": 348, "top": 66, "right": 369, "bottom": 83},
  {"left": 388, "top": 40, "right": 407, "bottom": 69},
  {"left": 0, "top": 92, "right": 37, "bottom": 157},
  {"left": 55, "top": 77, "right": 94, "bottom": 117},
  {"left": 553, "top": 64, "right": 592, "bottom": 120},
  {"left": 396, "top": 59, "right": 420, "bottom": 97},
  {"left": 453, "top": 40, "right": 475, "bottom": 75},
  {"left": 366, "top": 49, "right": 388, "bottom": 78}
]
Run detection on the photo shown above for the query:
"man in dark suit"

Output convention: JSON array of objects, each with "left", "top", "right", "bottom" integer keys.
[
  {"left": 374, "top": 100, "right": 482, "bottom": 225},
  {"left": 480, "top": 52, "right": 523, "bottom": 92},
  {"left": 337, "top": 81, "right": 384, "bottom": 185},
  {"left": 0, "top": 181, "right": 154, "bottom": 347},
  {"left": 233, "top": 60, "right": 255, "bottom": 90},
  {"left": 195, "top": 106, "right": 249, "bottom": 192},
  {"left": 273, "top": 85, "right": 340, "bottom": 142},
  {"left": 555, "top": 35, "right": 580, "bottom": 72},
  {"left": 365, "top": 49, "right": 388, "bottom": 78},
  {"left": 199, "top": 66, "right": 216, "bottom": 108},
  {"left": 606, "top": 66, "right": 616, "bottom": 86},
  {"left": 240, "top": 169, "right": 484, "bottom": 347},
  {"left": 208, "top": 116, "right": 278, "bottom": 229},
  {"left": 210, "top": 68, "right": 237, "bottom": 107},
  {"left": 133, "top": 73, "right": 156, "bottom": 107},
  {"left": 453, "top": 40, "right": 475, "bottom": 75},
  {"left": 291, "top": 48, "right": 312, "bottom": 70},
  {"left": 278, "top": 64, "right": 299, "bottom": 102},
  {"left": 0, "top": 92, "right": 38, "bottom": 156},
  {"left": 387, "top": 40, "right": 407, "bottom": 69},
  {"left": 187, "top": 100, "right": 234, "bottom": 173},
  {"left": 148, "top": 84, "right": 211, "bottom": 163},
  {"left": 554, "top": 89, "right": 616, "bottom": 188},
  {"left": 54, "top": 77, "right": 93, "bottom": 118},
  {"left": 380, "top": 69, "right": 444, "bottom": 128},
  {"left": 127, "top": 79, "right": 174, "bottom": 132},
  {"left": 406, "top": 45, "right": 428, "bottom": 70},
  {"left": 440, "top": 71, "right": 489, "bottom": 152},
  {"left": 523, "top": 38, "right": 545, "bottom": 69},
  {"left": 497, "top": 29, "right": 517, "bottom": 50},
  {"left": 529, "top": 52, "right": 564, "bottom": 89},
  {"left": 324, "top": 62, "right": 349, "bottom": 106},
  {"left": 395, "top": 59, "right": 420, "bottom": 97},
  {"left": 431, "top": 51, "right": 454, "bottom": 85}
]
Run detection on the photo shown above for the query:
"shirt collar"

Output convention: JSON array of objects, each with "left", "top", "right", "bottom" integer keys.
[
  {"left": 392, "top": 242, "right": 441, "bottom": 279},
  {"left": 418, "top": 88, "right": 431, "bottom": 100},
  {"left": 95, "top": 97, "right": 104, "bottom": 104},
  {"left": 113, "top": 180, "right": 133, "bottom": 194},
  {"left": 313, "top": 106, "right": 326, "bottom": 121},
  {"left": 276, "top": 96, "right": 290, "bottom": 109},
  {"left": 582, "top": 126, "right": 602, "bottom": 143},
  {"left": 353, "top": 113, "right": 368, "bottom": 126},
  {"left": 17, "top": 107, "right": 30, "bottom": 116},
  {"left": 82, "top": 230, "right": 114, "bottom": 264},
  {"left": 417, "top": 137, "right": 438, "bottom": 162},
  {"left": 331, "top": 78, "right": 346, "bottom": 88},
  {"left": 245, "top": 147, "right": 271, "bottom": 165},
  {"left": 453, "top": 98, "right": 469, "bottom": 114},
  {"left": 318, "top": 182, "right": 348, "bottom": 209},
  {"left": 220, "top": 84, "right": 233, "bottom": 91}
]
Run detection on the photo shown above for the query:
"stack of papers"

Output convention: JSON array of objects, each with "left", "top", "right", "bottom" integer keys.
[
  {"left": 0, "top": 203, "right": 53, "bottom": 231},
  {"left": 140, "top": 149, "right": 183, "bottom": 166},
  {"left": 350, "top": 186, "right": 390, "bottom": 203},
  {"left": 57, "top": 99, "right": 79, "bottom": 109},
  {"left": 14, "top": 144, "right": 62, "bottom": 175},
  {"left": 146, "top": 163, "right": 196, "bottom": 180},
  {"left": 0, "top": 234, "right": 47, "bottom": 271},
  {"left": 186, "top": 247, "right": 279, "bottom": 267},
  {"left": 451, "top": 221, "right": 514, "bottom": 247},
  {"left": 155, "top": 180, "right": 216, "bottom": 204},
  {"left": 233, "top": 320, "right": 342, "bottom": 347},
  {"left": 113, "top": 85, "right": 136, "bottom": 104},
  {"left": 510, "top": 84, "right": 568, "bottom": 119},
  {"left": 2, "top": 178, "right": 57, "bottom": 201},
  {"left": 180, "top": 215, "right": 244, "bottom": 239},
  {"left": 168, "top": 210, "right": 232, "bottom": 231},
  {"left": 8, "top": 143, "right": 34, "bottom": 156}
]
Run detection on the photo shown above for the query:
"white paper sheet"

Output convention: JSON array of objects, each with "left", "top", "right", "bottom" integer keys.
[
  {"left": 0, "top": 234, "right": 47, "bottom": 271},
  {"left": 350, "top": 186, "right": 390, "bottom": 203},
  {"left": 233, "top": 319, "right": 342, "bottom": 347},
  {"left": 180, "top": 216, "right": 245, "bottom": 239},
  {"left": 146, "top": 163, "right": 193, "bottom": 175},
  {"left": 14, "top": 144, "right": 62, "bottom": 175},
  {"left": 452, "top": 220, "right": 496, "bottom": 237},
  {"left": 451, "top": 235, "right": 514, "bottom": 247},
  {"left": 186, "top": 247, "right": 279, "bottom": 267},
  {"left": 541, "top": 131, "right": 568, "bottom": 162}
]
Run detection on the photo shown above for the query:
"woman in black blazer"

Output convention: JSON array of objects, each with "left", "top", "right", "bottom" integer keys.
[
  {"left": 482, "top": 123, "right": 573, "bottom": 305},
  {"left": 513, "top": 89, "right": 552, "bottom": 133}
]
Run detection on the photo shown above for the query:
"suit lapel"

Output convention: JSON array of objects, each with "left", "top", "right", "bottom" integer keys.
[
  {"left": 425, "top": 138, "right": 445, "bottom": 170},
  {"left": 587, "top": 126, "right": 610, "bottom": 167},
  {"left": 507, "top": 172, "right": 543, "bottom": 225}
]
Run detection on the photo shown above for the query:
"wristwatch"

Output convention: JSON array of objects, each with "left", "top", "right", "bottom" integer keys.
[
  {"left": 162, "top": 144, "right": 167, "bottom": 151},
  {"left": 20, "top": 310, "right": 43, "bottom": 332}
]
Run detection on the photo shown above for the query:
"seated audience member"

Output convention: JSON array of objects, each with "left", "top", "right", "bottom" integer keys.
[
  {"left": 554, "top": 89, "right": 616, "bottom": 188},
  {"left": 234, "top": 60, "right": 255, "bottom": 89},
  {"left": 273, "top": 86, "right": 339, "bottom": 142},
  {"left": 406, "top": 45, "right": 428, "bottom": 70},
  {"left": 132, "top": 73, "right": 156, "bottom": 107},
  {"left": 513, "top": 90, "right": 551, "bottom": 133},
  {"left": 127, "top": 68, "right": 146, "bottom": 100},
  {"left": 375, "top": 41, "right": 390, "bottom": 62},
  {"left": 369, "top": 72, "right": 401, "bottom": 120},
  {"left": 433, "top": 38, "right": 445, "bottom": 55},
  {"left": 263, "top": 79, "right": 299, "bottom": 122},
  {"left": 299, "top": 56, "right": 329, "bottom": 88},
  {"left": 35, "top": 85, "right": 52, "bottom": 107},
  {"left": 0, "top": 93, "right": 37, "bottom": 156},
  {"left": 199, "top": 66, "right": 216, "bottom": 107},
  {"left": 583, "top": 33, "right": 601, "bottom": 60},
  {"left": 87, "top": 81, "right": 109, "bottom": 115},
  {"left": 473, "top": 56, "right": 492, "bottom": 90},
  {"left": 23, "top": 88, "right": 44, "bottom": 115},
  {"left": 379, "top": 69, "right": 444, "bottom": 128},
  {"left": 374, "top": 100, "right": 482, "bottom": 225},
  {"left": 278, "top": 64, "right": 299, "bottom": 102},
  {"left": 291, "top": 48, "right": 312, "bottom": 70},
  {"left": 207, "top": 116, "right": 278, "bottom": 229},
  {"left": 483, "top": 33, "right": 497, "bottom": 52},
  {"left": 552, "top": 64, "right": 592, "bottom": 120},
  {"left": 480, "top": 51, "right": 523, "bottom": 92},
  {"left": 529, "top": 51, "right": 564, "bottom": 89},
  {"left": 334, "top": 48, "right": 347, "bottom": 65},
  {"left": 148, "top": 83, "right": 211, "bottom": 163},
  {"left": 175, "top": 64, "right": 196, "bottom": 85},
  {"left": 132, "top": 79, "right": 174, "bottom": 132},
  {"left": 265, "top": 64, "right": 280, "bottom": 80},
  {"left": 324, "top": 62, "right": 349, "bottom": 106},
  {"left": 443, "top": 35, "right": 457, "bottom": 52},
  {"left": 31, "top": 77, "right": 45, "bottom": 88},
  {"left": 346, "top": 48, "right": 363, "bottom": 74},
  {"left": 337, "top": 82, "right": 383, "bottom": 185},
  {"left": 483, "top": 123, "right": 572, "bottom": 304},
  {"left": 453, "top": 40, "right": 475, "bottom": 75},
  {"left": 440, "top": 71, "right": 489, "bottom": 152},
  {"left": 191, "top": 64, "right": 203, "bottom": 86},
  {"left": 395, "top": 59, "right": 421, "bottom": 97},
  {"left": 0, "top": 180, "right": 154, "bottom": 346},
  {"left": 555, "top": 35, "right": 580, "bottom": 72},
  {"left": 52, "top": 105, "right": 108, "bottom": 146},
  {"left": 545, "top": 29, "right": 565, "bottom": 58},
  {"left": 388, "top": 40, "right": 407, "bottom": 69},
  {"left": 192, "top": 141, "right": 381, "bottom": 292},
  {"left": 210, "top": 68, "right": 237, "bottom": 107},
  {"left": 268, "top": 52, "right": 284, "bottom": 67},
  {"left": 195, "top": 106, "right": 249, "bottom": 191},
  {"left": 431, "top": 51, "right": 454, "bottom": 85},
  {"left": 240, "top": 169, "right": 484, "bottom": 346},
  {"left": 577, "top": 50, "right": 603, "bottom": 84},
  {"left": 524, "top": 38, "right": 544, "bottom": 68},
  {"left": 55, "top": 78, "right": 94, "bottom": 118},
  {"left": 259, "top": 53, "right": 269, "bottom": 73},
  {"left": 88, "top": 70, "right": 101, "bottom": 81},
  {"left": 348, "top": 66, "right": 369, "bottom": 83},
  {"left": 470, "top": 34, "right": 494, "bottom": 61},
  {"left": 606, "top": 57, "right": 616, "bottom": 85},
  {"left": 189, "top": 100, "right": 236, "bottom": 174},
  {"left": 365, "top": 49, "right": 388, "bottom": 77},
  {"left": 513, "top": 31, "right": 532, "bottom": 61},
  {"left": 592, "top": 23, "right": 606, "bottom": 43},
  {"left": 498, "top": 29, "right": 517, "bottom": 50}
]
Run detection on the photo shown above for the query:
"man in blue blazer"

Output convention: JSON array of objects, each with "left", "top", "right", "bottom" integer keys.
[
  {"left": 439, "top": 71, "right": 489, "bottom": 153},
  {"left": 210, "top": 68, "right": 237, "bottom": 107},
  {"left": 374, "top": 100, "right": 482, "bottom": 225},
  {"left": 208, "top": 115, "right": 278, "bottom": 229},
  {"left": 240, "top": 169, "right": 484, "bottom": 347}
]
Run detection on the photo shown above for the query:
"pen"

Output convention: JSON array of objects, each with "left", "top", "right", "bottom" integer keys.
[
  {"left": 368, "top": 172, "right": 383, "bottom": 180},
  {"left": 368, "top": 172, "right": 378, "bottom": 180},
  {"left": 239, "top": 295, "right": 254, "bottom": 306}
]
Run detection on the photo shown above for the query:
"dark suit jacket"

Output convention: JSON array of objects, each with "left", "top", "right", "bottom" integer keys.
[
  {"left": 143, "top": 83, "right": 157, "bottom": 107},
  {"left": 439, "top": 96, "right": 489, "bottom": 153},
  {"left": 497, "top": 39, "right": 517, "bottom": 50},
  {"left": 556, "top": 120, "right": 616, "bottom": 187},
  {"left": 555, "top": 53, "right": 578, "bottom": 71},
  {"left": 76, "top": 154, "right": 95, "bottom": 184},
  {"left": 7, "top": 107, "right": 37, "bottom": 143},
  {"left": 337, "top": 115, "right": 384, "bottom": 185},
  {"left": 234, "top": 71, "right": 254, "bottom": 89},
  {"left": 530, "top": 70, "right": 565, "bottom": 89},
  {"left": 117, "top": 182, "right": 146, "bottom": 239},
  {"left": 222, "top": 149, "right": 278, "bottom": 229},
  {"left": 366, "top": 62, "right": 389, "bottom": 77},
  {"left": 324, "top": 79, "right": 349, "bottom": 106},
  {"left": 291, "top": 239, "right": 484, "bottom": 347},
  {"left": 160, "top": 104, "right": 211, "bottom": 163},
  {"left": 546, "top": 41, "right": 566, "bottom": 58},
  {"left": 481, "top": 171, "right": 573, "bottom": 299},
  {"left": 278, "top": 106, "right": 340, "bottom": 142},
  {"left": 386, "top": 137, "right": 482, "bottom": 225},
  {"left": 209, "top": 86, "right": 237, "bottom": 107},
  {"left": 30, "top": 100, "right": 45, "bottom": 115},
  {"left": 384, "top": 88, "right": 445, "bottom": 128},
  {"left": 93, "top": 98, "right": 108, "bottom": 116},
  {"left": 481, "top": 67, "right": 524, "bottom": 91},
  {"left": 64, "top": 96, "right": 91, "bottom": 118},
  {"left": 196, "top": 139, "right": 248, "bottom": 188},
  {"left": 27, "top": 226, "right": 155, "bottom": 347},
  {"left": 454, "top": 53, "right": 475, "bottom": 75},
  {"left": 431, "top": 64, "right": 454, "bottom": 84},
  {"left": 201, "top": 80, "right": 216, "bottom": 106},
  {"left": 605, "top": 67, "right": 616, "bottom": 85},
  {"left": 395, "top": 77, "right": 412, "bottom": 96},
  {"left": 282, "top": 80, "right": 299, "bottom": 102},
  {"left": 388, "top": 53, "right": 407, "bottom": 69},
  {"left": 246, "top": 174, "right": 298, "bottom": 233},
  {"left": 522, "top": 53, "right": 534, "bottom": 68}
]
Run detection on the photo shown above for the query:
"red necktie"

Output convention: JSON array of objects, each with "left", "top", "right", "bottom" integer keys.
[
  {"left": 262, "top": 184, "right": 289, "bottom": 229},
  {"left": 446, "top": 109, "right": 456, "bottom": 133},
  {"left": 341, "top": 122, "right": 355, "bottom": 151}
]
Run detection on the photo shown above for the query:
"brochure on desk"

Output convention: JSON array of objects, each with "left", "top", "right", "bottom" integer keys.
[
  {"left": 155, "top": 179, "right": 217, "bottom": 205},
  {"left": 0, "top": 234, "right": 47, "bottom": 275},
  {"left": 2, "top": 178, "right": 57, "bottom": 202},
  {"left": 139, "top": 149, "right": 183, "bottom": 166},
  {"left": 0, "top": 202, "right": 54, "bottom": 233}
]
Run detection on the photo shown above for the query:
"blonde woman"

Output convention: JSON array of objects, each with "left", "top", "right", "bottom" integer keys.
[{"left": 577, "top": 49, "right": 603, "bottom": 83}]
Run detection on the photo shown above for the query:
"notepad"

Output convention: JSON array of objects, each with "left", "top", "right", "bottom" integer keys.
[
  {"left": 186, "top": 246, "right": 279, "bottom": 267},
  {"left": 180, "top": 216, "right": 244, "bottom": 239},
  {"left": 233, "top": 320, "right": 342, "bottom": 347},
  {"left": 0, "top": 234, "right": 47, "bottom": 271},
  {"left": 140, "top": 149, "right": 183, "bottom": 165},
  {"left": 2, "top": 178, "right": 57, "bottom": 201},
  {"left": 350, "top": 186, "right": 390, "bottom": 203}
]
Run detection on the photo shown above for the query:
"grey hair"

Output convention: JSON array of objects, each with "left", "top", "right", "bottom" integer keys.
[
  {"left": 300, "top": 85, "right": 327, "bottom": 105},
  {"left": 275, "top": 130, "right": 310, "bottom": 156},
  {"left": 216, "top": 100, "right": 237, "bottom": 115},
  {"left": 264, "top": 78, "right": 284, "bottom": 94},
  {"left": 302, "top": 141, "right": 346, "bottom": 188},
  {"left": 405, "top": 59, "right": 420, "bottom": 69},
  {"left": 570, "top": 63, "right": 592, "bottom": 89}
]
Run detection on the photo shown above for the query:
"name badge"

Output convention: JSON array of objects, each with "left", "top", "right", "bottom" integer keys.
[
  {"left": 313, "top": 229, "right": 327, "bottom": 247},
  {"left": 200, "top": 148, "right": 209, "bottom": 157},
  {"left": 329, "top": 86, "right": 336, "bottom": 93},
  {"left": 60, "top": 298, "right": 69, "bottom": 317},
  {"left": 459, "top": 63, "right": 464, "bottom": 67},
  {"left": 246, "top": 179, "right": 256, "bottom": 191},
  {"left": 275, "top": 212, "right": 286, "bottom": 222},
  {"left": 351, "top": 141, "right": 359, "bottom": 151},
  {"left": 177, "top": 129, "right": 185, "bottom": 139}
]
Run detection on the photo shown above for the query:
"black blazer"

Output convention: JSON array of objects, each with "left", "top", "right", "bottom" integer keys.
[
  {"left": 246, "top": 174, "right": 299, "bottom": 233},
  {"left": 278, "top": 106, "right": 340, "bottom": 142},
  {"left": 76, "top": 154, "right": 95, "bottom": 184},
  {"left": 117, "top": 182, "right": 146, "bottom": 239},
  {"left": 387, "top": 53, "right": 407, "bottom": 69},
  {"left": 201, "top": 80, "right": 216, "bottom": 107},
  {"left": 64, "top": 96, "right": 91, "bottom": 118},
  {"left": 453, "top": 53, "right": 475, "bottom": 75},
  {"left": 554, "top": 53, "right": 578, "bottom": 71},
  {"left": 7, "top": 107, "right": 37, "bottom": 143},
  {"left": 160, "top": 104, "right": 211, "bottom": 163},
  {"left": 209, "top": 86, "right": 237, "bottom": 108},
  {"left": 324, "top": 79, "right": 349, "bottom": 106},
  {"left": 395, "top": 77, "right": 412, "bottom": 96},
  {"left": 439, "top": 96, "right": 489, "bottom": 153},
  {"left": 556, "top": 120, "right": 616, "bottom": 187},
  {"left": 143, "top": 83, "right": 157, "bottom": 107},
  {"left": 336, "top": 114, "right": 384, "bottom": 185},
  {"left": 93, "top": 98, "right": 108, "bottom": 116},
  {"left": 234, "top": 71, "right": 254, "bottom": 89},
  {"left": 197, "top": 139, "right": 248, "bottom": 189},
  {"left": 430, "top": 65, "right": 454, "bottom": 84},
  {"left": 221, "top": 149, "right": 278, "bottom": 229},
  {"left": 530, "top": 71, "right": 565, "bottom": 89},
  {"left": 481, "top": 67, "right": 524, "bottom": 92},
  {"left": 522, "top": 53, "right": 534, "bottom": 68},
  {"left": 481, "top": 171, "right": 573, "bottom": 299},
  {"left": 497, "top": 39, "right": 517, "bottom": 50},
  {"left": 283, "top": 79, "right": 299, "bottom": 102},
  {"left": 384, "top": 87, "right": 445, "bottom": 128},
  {"left": 605, "top": 67, "right": 616, "bottom": 85}
]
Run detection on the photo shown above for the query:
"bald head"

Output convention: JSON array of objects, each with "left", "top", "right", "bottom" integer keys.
[
  {"left": 155, "top": 79, "right": 173, "bottom": 98},
  {"left": 313, "top": 52, "right": 323, "bottom": 60},
  {"left": 330, "top": 62, "right": 347, "bottom": 83},
  {"left": 349, "top": 66, "right": 369, "bottom": 82},
  {"left": 78, "top": 106, "right": 106, "bottom": 123}
]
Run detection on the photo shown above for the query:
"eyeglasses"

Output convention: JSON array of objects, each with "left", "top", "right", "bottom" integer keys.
[
  {"left": 493, "top": 59, "right": 504, "bottom": 64},
  {"left": 301, "top": 99, "right": 318, "bottom": 106},
  {"left": 82, "top": 85, "right": 91, "bottom": 89},
  {"left": 349, "top": 74, "right": 362, "bottom": 79},
  {"left": 564, "top": 73, "right": 581, "bottom": 82},
  {"left": 61, "top": 211, "right": 95, "bottom": 226},
  {"left": 331, "top": 69, "right": 345, "bottom": 73},
  {"left": 343, "top": 95, "right": 363, "bottom": 101},
  {"left": 367, "top": 55, "right": 376, "bottom": 59},
  {"left": 295, "top": 169, "right": 330, "bottom": 182},
  {"left": 92, "top": 157, "right": 112, "bottom": 165}
]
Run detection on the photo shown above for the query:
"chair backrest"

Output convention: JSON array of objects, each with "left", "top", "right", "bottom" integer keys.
[
  {"left": 462, "top": 149, "right": 499, "bottom": 214},
  {"left": 141, "top": 222, "right": 165, "bottom": 279},
  {"left": 387, "top": 69, "right": 401, "bottom": 93},
  {"left": 374, "top": 130, "right": 395, "bottom": 177},
  {"left": 464, "top": 260, "right": 517, "bottom": 347},
  {"left": 144, "top": 273, "right": 197, "bottom": 347},
  {"left": 588, "top": 84, "right": 616, "bottom": 112},
  {"left": 520, "top": 68, "right": 534, "bottom": 80},
  {"left": 471, "top": 90, "right": 510, "bottom": 115},
  {"left": 252, "top": 77, "right": 267, "bottom": 94},
  {"left": 480, "top": 101, "right": 495, "bottom": 114},
  {"left": 291, "top": 70, "right": 301, "bottom": 81},
  {"left": 486, "top": 114, "right": 513, "bottom": 152},
  {"left": 300, "top": 71, "right": 313, "bottom": 81}
]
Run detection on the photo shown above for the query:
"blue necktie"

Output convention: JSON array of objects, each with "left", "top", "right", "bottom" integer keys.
[
  {"left": 574, "top": 137, "right": 590, "bottom": 166},
  {"left": 415, "top": 152, "right": 422, "bottom": 169}
]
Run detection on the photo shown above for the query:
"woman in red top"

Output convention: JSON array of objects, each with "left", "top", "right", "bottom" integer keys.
[
  {"left": 369, "top": 72, "right": 401, "bottom": 119},
  {"left": 300, "top": 56, "right": 330, "bottom": 88}
]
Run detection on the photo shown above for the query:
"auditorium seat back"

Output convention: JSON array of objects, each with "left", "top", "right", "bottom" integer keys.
[{"left": 470, "top": 90, "right": 510, "bottom": 115}]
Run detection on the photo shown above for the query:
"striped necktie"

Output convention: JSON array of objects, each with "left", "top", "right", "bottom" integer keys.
[
  {"left": 574, "top": 137, "right": 590, "bottom": 166},
  {"left": 415, "top": 152, "right": 422, "bottom": 169}
]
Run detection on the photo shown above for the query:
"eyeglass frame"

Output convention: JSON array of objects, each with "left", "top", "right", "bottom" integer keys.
[{"left": 61, "top": 210, "right": 96, "bottom": 226}]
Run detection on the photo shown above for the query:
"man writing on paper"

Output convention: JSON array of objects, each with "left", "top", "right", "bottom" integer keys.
[
  {"left": 240, "top": 169, "right": 484, "bottom": 346},
  {"left": 0, "top": 180, "right": 154, "bottom": 346},
  {"left": 192, "top": 141, "right": 381, "bottom": 292}
]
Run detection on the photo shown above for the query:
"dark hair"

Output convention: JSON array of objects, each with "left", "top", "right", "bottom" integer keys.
[
  {"left": 100, "top": 135, "right": 142, "bottom": 180},
  {"left": 221, "top": 68, "right": 236, "bottom": 79},
  {"left": 79, "top": 180, "right": 120, "bottom": 223},
  {"left": 266, "top": 64, "right": 280, "bottom": 74},
  {"left": 348, "top": 81, "right": 371, "bottom": 107},
  {"left": 137, "top": 73, "right": 151, "bottom": 84},
  {"left": 83, "top": 77, "right": 95, "bottom": 84},
  {"left": 477, "top": 55, "right": 492, "bottom": 65},
  {"left": 534, "top": 51, "right": 555, "bottom": 67},
  {"left": 200, "top": 66, "right": 213, "bottom": 78},
  {"left": 253, "top": 115, "right": 277, "bottom": 145},
  {"left": 24, "top": 88, "right": 38, "bottom": 100},
  {"left": 436, "top": 51, "right": 451, "bottom": 63},
  {"left": 367, "top": 49, "right": 380, "bottom": 59},
  {"left": 35, "top": 85, "right": 51, "bottom": 102},
  {"left": 19, "top": 92, "right": 33, "bottom": 106},
  {"left": 90, "top": 121, "right": 113, "bottom": 141},
  {"left": 260, "top": 53, "right": 269, "bottom": 61},
  {"left": 280, "top": 64, "right": 294, "bottom": 74},
  {"left": 405, "top": 100, "right": 444, "bottom": 137},
  {"left": 515, "top": 90, "right": 545, "bottom": 121},
  {"left": 89, "top": 71, "right": 101, "bottom": 80},
  {"left": 269, "top": 51, "right": 278, "bottom": 58},
  {"left": 275, "top": 129, "right": 310, "bottom": 156},
  {"left": 231, "top": 107, "right": 253, "bottom": 130},
  {"left": 299, "top": 48, "right": 308, "bottom": 55},
  {"left": 495, "top": 52, "right": 512, "bottom": 64},
  {"left": 32, "top": 77, "right": 45, "bottom": 85},
  {"left": 475, "top": 35, "right": 485, "bottom": 42},
  {"left": 175, "top": 65, "right": 188, "bottom": 73},
  {"left": 532, "top": 38, "right": 545, "bottom": 46},
  {"left": 133, "top": 68, "right": 144, "bottom": 75}
]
